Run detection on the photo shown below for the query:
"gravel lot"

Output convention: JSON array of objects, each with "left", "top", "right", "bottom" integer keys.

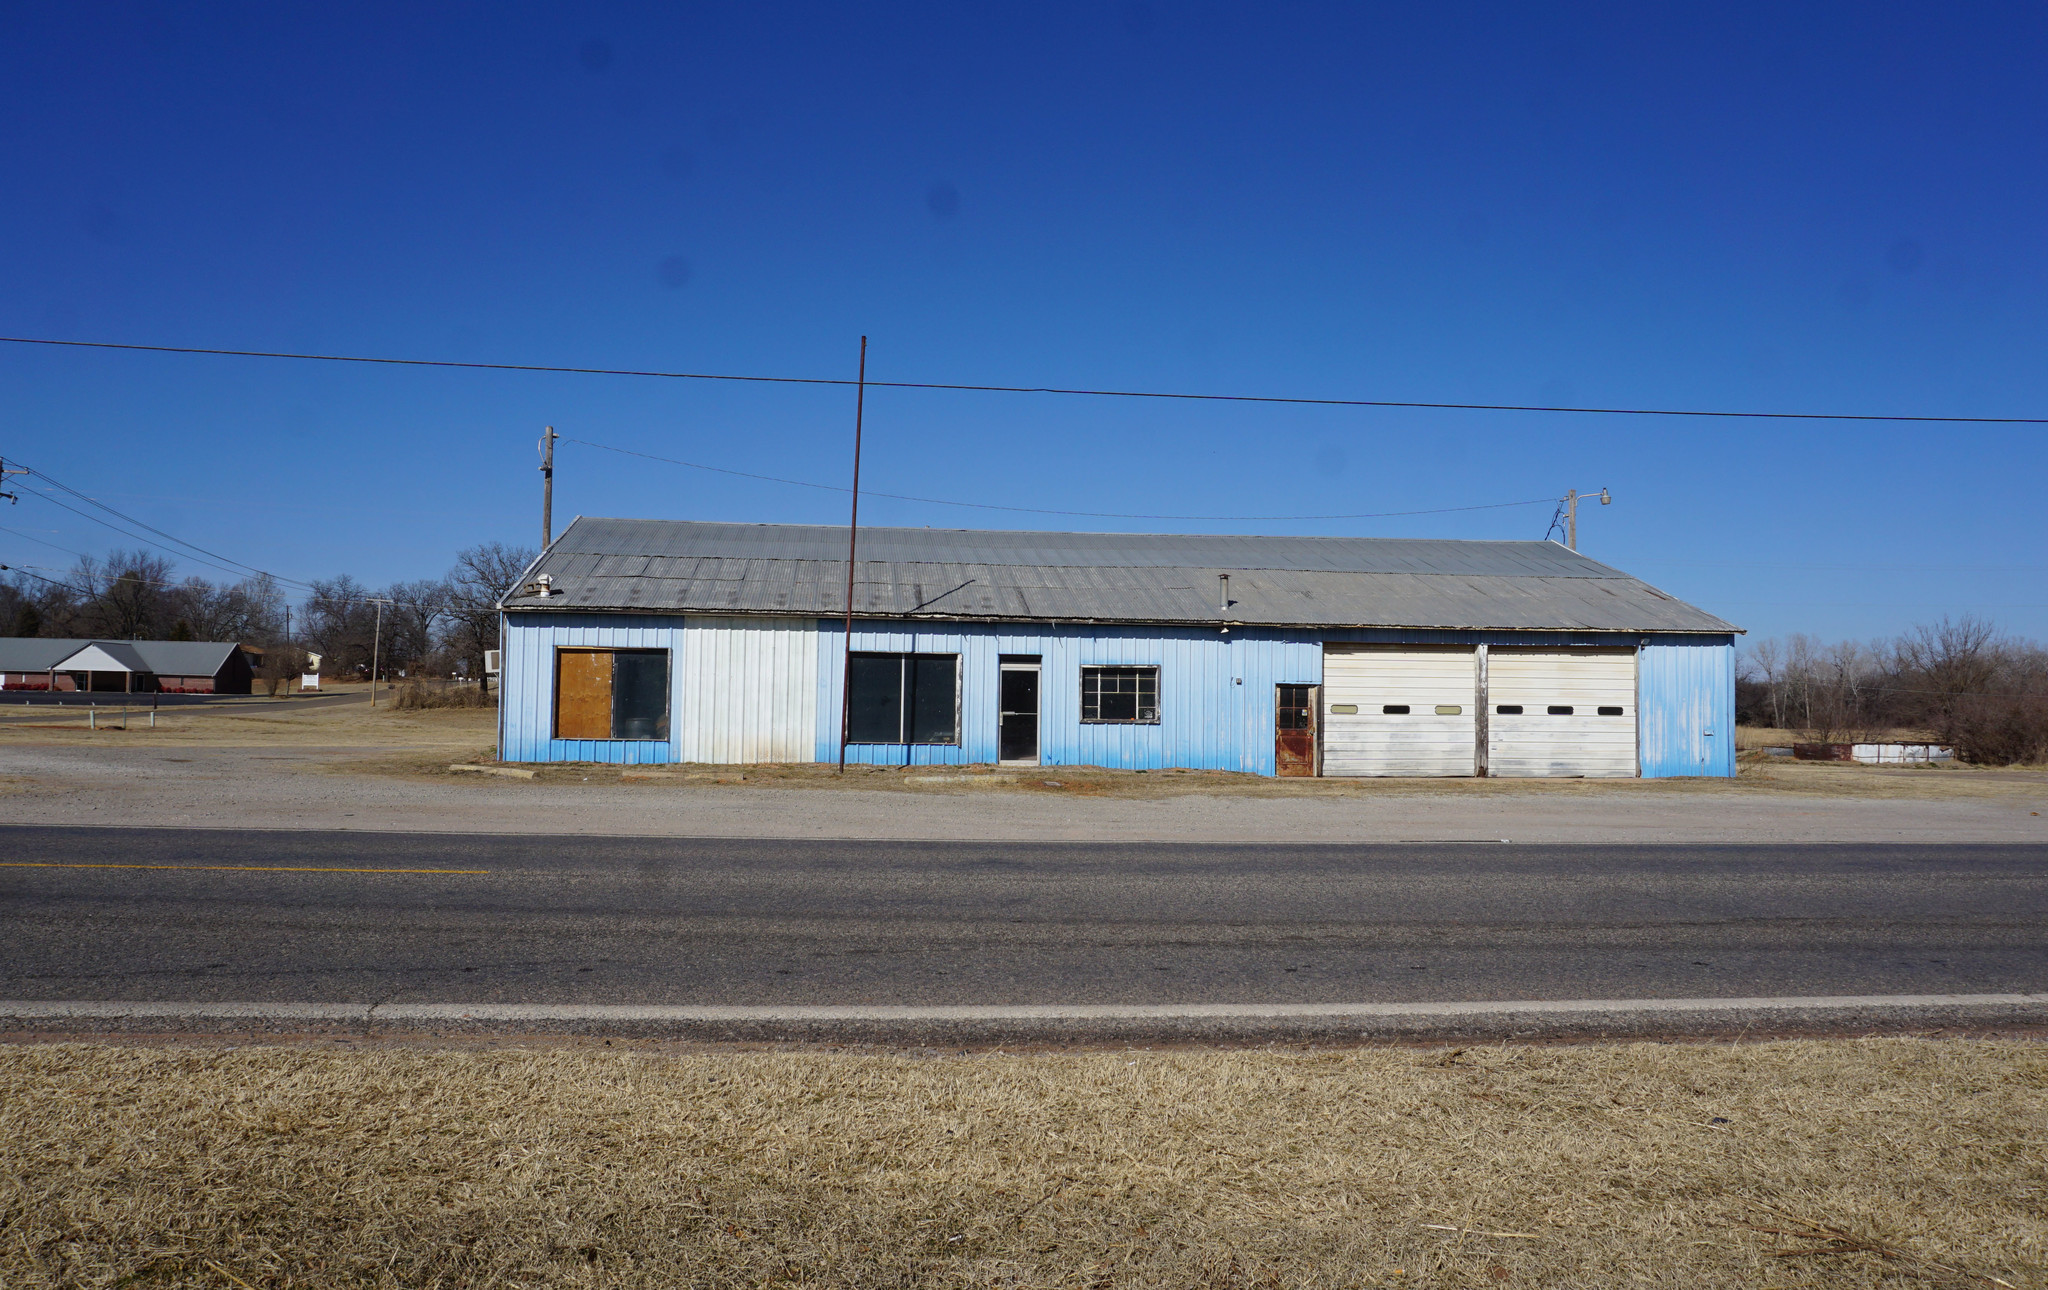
[{"left": 2, "top": 735, "right": 2044, "bottom": 843}]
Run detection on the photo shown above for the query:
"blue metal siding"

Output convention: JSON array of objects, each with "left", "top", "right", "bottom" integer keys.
[
  {"left": 1638, "top": 635, "right": 1736, "bottom": 778},
  {"left": 501, "top": 612, "right": 688, "bottom": 764},
  {"left": 814, "top": 621, "right": 1322, "bottom": 773},
  {"left": 504, "top": 609, "right": 1734, "bottom": 776}
]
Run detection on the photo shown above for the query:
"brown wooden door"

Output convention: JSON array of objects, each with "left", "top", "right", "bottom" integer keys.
[
  {"left": 1276, "top": 683, "right": 1316, "bottom": 777},
  {"left": 555, "top": 649, "right": 613, "bottom": 739}
]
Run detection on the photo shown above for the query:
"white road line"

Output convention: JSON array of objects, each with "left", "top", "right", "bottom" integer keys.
[{"left": 0, "top": 993, "right": 2042, "bottom": 1025}]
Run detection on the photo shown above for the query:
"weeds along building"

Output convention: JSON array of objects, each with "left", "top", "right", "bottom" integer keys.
[{"left": 497, "top": 517, "right": 1738, "bottom": 777}]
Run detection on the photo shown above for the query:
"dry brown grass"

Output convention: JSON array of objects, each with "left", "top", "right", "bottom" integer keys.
[
  {"left": 392, "top": 680, "right": 498, "bottom": 710},
  {"left": 1733, "top": 726, "right": 1950, "bottom": 751},
  {"left": 2, "top": 1039, "right": 2042, "bottom": 1287}
]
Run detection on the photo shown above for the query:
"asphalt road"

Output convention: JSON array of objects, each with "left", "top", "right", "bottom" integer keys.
[{"left": 2, "top": 826, "right": 2043, "bottom": 1009}]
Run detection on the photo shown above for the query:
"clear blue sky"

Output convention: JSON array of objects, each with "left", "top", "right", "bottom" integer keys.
[{"left": 3, "top": 2, "right": 2044, "bottom": 642}]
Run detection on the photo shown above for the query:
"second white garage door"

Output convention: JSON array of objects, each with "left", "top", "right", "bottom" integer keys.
[
  {"left": 1323, "top": 645, "right": 1476, "bottom": 776},
  {"left": 1487, "top": 648, "right": 1637, "bottom": 778}
]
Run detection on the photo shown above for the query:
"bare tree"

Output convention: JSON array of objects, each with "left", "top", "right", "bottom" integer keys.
[
  {"left": 444, "top": 542, "right": 536, "bottom": 690},
  {"left": 0, "top": 573, "right": 39, "bottom": 637},
  {"left": 177, "top": 574, "right": 286, "bottom": 645},
  {"left": 381, "top": 578, "right": 448, "bottom": 676},
  {"left": 1807, "top": 640, "right": 1879, "bottom": 742},
  {"left": 71, "top": 549, "right": 176, "bottom": 639},
  {"left": 304, "top": 576, "right": 379, "bottom": 675},
  {"left": 254, "top": 641, "right": 311, "bottom": 698},
  {"left": 1743, "top": 616, "right": 2046, "bottom": 764},
  {"left": 1, "top": 566, "right": 82, "bottom": 636},
  {"left": 1888, "top": 616, "right": 2001, "bottom": 730},
  {"left": 1743, "top": 638, "right": 1786, "bottom": 728}
]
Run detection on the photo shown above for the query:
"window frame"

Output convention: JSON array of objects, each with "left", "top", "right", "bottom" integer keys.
[
  {"left": 552, "top": 646, "right": 671, "bottom": 742},
  {"left": 844, "top": 651, "right": 961, "bottom": 746},
  {"left": 1079, "top": 664, "right": 1162, "bottom": 725}
]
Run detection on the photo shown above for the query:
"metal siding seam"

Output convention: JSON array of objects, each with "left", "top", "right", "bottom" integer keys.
[
  {"left": 816, "top": 618, "right": 836, "bottom": 763},
  {"left": 1716, "top": 639, "right": 1736, "bottom": 776},
  {"left": 1634, "top": 642, "right": 1644, "bottom": 778}
]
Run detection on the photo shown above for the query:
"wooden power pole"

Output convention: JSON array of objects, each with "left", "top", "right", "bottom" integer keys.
[{"left": 540, "top": 426, "right": 557, "bottom": 548}]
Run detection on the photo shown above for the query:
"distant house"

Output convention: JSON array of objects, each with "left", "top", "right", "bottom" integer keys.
[{"left": 0, "top": 639, "right": 256, "bottom": 694}]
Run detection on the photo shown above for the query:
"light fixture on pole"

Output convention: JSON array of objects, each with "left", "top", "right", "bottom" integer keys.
[{"left": 1558, "top": 487, "right": 1612, "bottom": 551}]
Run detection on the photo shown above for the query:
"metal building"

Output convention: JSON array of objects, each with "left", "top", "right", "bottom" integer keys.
[{"left": 498, "top": 518, "right": 1738, "bottom": 777}]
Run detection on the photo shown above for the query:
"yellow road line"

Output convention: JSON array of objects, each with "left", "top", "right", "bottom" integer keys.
[{"left": 0, "top": 862, "right": 488, "bottom": 875}]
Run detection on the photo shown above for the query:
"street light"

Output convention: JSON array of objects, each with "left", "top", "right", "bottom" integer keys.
[{"left": 1560, "top": 487, "right": 1612, "bottom": 551}]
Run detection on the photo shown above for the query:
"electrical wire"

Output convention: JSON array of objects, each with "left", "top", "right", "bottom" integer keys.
[
  {"left": 1, "top": 562, "right": 225, "bottom": 594},
  {"left": 0, "top": 565, "right": 76, "bottom": 592},
  {"left": 7, "top": 458, "right": 318, "bottom": 591},
  {"left": 3, "top": 335, "right": 2043, "bottom": 424},
  {"left": 16, "top": 487, "right": 304, "bottom": 589},
  {"left": 0, "top": 524, "right": 92, "bottom": 562},
  {"left": 0, "top": 562, "right": 385, "bottom": 610},
  {"left": 563, "top": 436, "right": 1558, "bottom": 522}
]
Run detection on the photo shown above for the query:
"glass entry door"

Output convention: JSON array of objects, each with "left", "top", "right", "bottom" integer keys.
[{"left": 998, "top": 658, "right": 1040, "bottom": 764}]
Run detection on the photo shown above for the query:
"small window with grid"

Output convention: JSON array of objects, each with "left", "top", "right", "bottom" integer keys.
[{"left": 1081, "top": 665, "right": 1159, "bottom": 723}]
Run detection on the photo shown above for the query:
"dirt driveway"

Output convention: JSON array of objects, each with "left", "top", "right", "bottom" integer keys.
[{"left": 1, "top": 699, "right": 2043, "bottom": 842}]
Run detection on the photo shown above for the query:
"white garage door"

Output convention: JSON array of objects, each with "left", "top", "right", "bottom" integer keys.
[
  {"left": 1487, "top": 648, "right": 1637, "bottom": 778},
  {"left": 1323, "top": 645, "right": 1476, "bottom": 777}
]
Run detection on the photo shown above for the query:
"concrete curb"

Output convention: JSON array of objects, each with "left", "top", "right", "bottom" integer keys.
[{"left": 4, "top": 994, "right": 2043, "bottom": 1043}]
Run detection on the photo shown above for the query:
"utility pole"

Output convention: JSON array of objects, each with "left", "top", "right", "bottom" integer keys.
[
  {"left": 1561, "top": 487, "right": 1612, "bottom": 551},
  {"left": 539, "top": 427, "right": 557, "bottom": 548},
  {"left": 0, "top": 456, "right": 24, "bottom": 505},
  {"left": 837, "top": 337, "right": 868, "bottom": 774},
  {"left": 367, "top": 597, "right": 391, "bottom": 707}
]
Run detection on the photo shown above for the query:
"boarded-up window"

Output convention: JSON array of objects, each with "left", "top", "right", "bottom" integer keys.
[
  {"left": 555, "top": 648, "right": 669, "bottom": 741},
  {"left": 846, "top": 653, "right": 958, "bottom": 744}
]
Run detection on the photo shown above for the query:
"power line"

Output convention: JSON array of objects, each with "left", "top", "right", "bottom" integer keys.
[
  {"left": 0, "top": 524, "right": 91, "bottom": 562},
  {"left": 16, "top": 486, "right": 301, "bottom": 589},
  {"left": 564, "top": 436, "right": 1558, "bottom": 522},
  {"left": 6, "top": 457, "right": 317, "bottom": 591},
  {"left": 0, "top": 565, "right": 76, "bottom": 593},
  {"left": 3, "top": 335, "right": 2042, "bottom": 424},
  {"left": 0, "top": 561, "right": 387, "bottom": 609}
]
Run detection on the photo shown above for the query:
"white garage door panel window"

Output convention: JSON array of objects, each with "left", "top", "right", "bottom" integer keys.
[
  {"left": 1489, "top": 648, "right": 1637, "bottom": 778},
  {"left": 1323, "top": 645, "right": 1476, "bottom": 777}
]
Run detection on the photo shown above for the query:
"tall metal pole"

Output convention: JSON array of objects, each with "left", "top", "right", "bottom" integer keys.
[
  {"left": 370, "top": 598, "right": 384, "bottom": 708},
  {"left": 540, "top": 426, "right": 557, "bottom": 549},
  {"left": 837, "top": 337, "right": 868, "bottom": 773}
]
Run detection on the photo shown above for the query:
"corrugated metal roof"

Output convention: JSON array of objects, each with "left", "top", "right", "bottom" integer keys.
[
  {"left": 541, "top": 517, "right": 1635, "bottom": 575},
  {"left": 503, "top": 517, "right": 1737, "bottom": 634},
  {"left": 0, "top": 638, "right": 244, "bottom": 675}
]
